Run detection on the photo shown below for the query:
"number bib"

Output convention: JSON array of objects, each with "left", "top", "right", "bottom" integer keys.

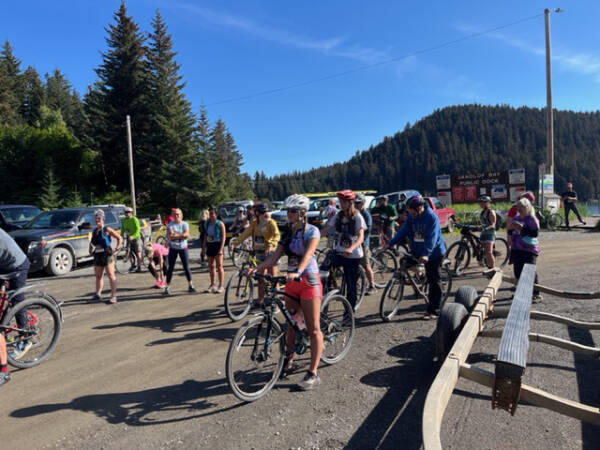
[
  {"left": 207, "top": 235, "right": 215, "bottom": 243},
  {"left": 414, "top": 231, "right": 425, "bottom": 243}
]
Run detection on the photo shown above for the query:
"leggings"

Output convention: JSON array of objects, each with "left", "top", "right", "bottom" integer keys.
[
  {"left": 333, "top": 255, "right": 360, "bottom": 310},
  {"left": 166, "top": 248, "right": 191, "bottom": 284},
  {"left": 564, "top": 203, "right": 583, "bottom": 226}
]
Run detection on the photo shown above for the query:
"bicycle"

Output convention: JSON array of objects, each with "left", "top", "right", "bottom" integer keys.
[
  {"left": 0, "top": 276, "right": 63, "bottom": 369},
  {"left": 115, "top": 232, "right": 148, "bottom": 274},
  {"left": 224, "top": 248, "right": 262, "bottom": 321},
  {"left": 230, "top": 236, "right": 253, "bottom": 269},
  {"left": 226, "top": 273, "right": 354, "bottom": 402},
  {"left": 154, "top": 225, "right": 168, "bottom": 247},
  {"left": 379, "top": 253, "right": 452, "bottom": 322},
  {"left": 369, "top": 248, "right": 399, "bottom": 289},
  {"left": 444, "top": 224, "right": 509, "bottom": 276},
  {"left": 534, "top": 206, "right": 563, "bottom": 231},
  {"left": 319, "top": 248, "right": 367, "bottom": 311}
]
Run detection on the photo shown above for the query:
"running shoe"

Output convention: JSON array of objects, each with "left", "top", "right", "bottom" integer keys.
[
  {"left": 203, "top": 285, "right": 215, "bottom": 293},
  {"left": 188, "top": 284, "right": 197, "bottom": 293},
  {"left": 216, "top": 286, "right": 224, "bottom": 293},
  {"left": 163, "top": 286, "right": 172, "bottom": 296},
  {"left": 298, "top": 371, "right": 321, "bottom": 391},
  {"left": 9, "top": 341, "right": 32, "bottom": 360},
  {"left": 0, "top": 371, "right": 11, "bottom": 387},
  {"left": 91, "top": 294, "right": 102, "bottom": 302},
  {"left": 109, "top": 296, "right": 118, "bottom": 304}
]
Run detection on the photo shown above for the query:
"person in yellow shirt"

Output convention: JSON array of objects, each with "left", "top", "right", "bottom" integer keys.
[{"left": 229, "top": 203, "right": 280, "bottom": 304}]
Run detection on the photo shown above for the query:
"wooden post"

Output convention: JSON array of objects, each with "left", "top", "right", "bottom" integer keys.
[{"left": 126, "top": 115, "right": 137, "bottom": 216}]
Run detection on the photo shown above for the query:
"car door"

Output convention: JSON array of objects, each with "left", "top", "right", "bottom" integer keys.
[
  {"left": 433, "top": 198, "right": 448, "bottom": 226},
  {"left": 72, "top": 211, "right": 96, "bottom": 259}
]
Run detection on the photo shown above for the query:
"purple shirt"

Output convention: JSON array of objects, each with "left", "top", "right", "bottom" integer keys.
[{"left": 511, "top": 214, "right": 540, "bottom": 255}]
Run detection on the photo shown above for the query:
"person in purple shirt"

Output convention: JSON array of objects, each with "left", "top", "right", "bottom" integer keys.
[{"left": 507, "top": 198, "right": 542, "bottom": 303}]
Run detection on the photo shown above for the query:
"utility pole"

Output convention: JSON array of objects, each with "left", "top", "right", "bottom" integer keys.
[
  {"left": 126, "top": 115, "right": 137, "bottom": 215},
  {"left": 544, "top": 8, "right": 554, "bottom": 189}
]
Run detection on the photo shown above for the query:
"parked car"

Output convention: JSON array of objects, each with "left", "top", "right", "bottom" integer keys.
[
  {"left": 217, "top": 200, "right": 254, "bottom": 243},
  {"left": 9, "top": 207, "right": 122, "bottom": 276},
  {"left": 0, "top": 205, "right": 41, "bottom": 232},
  {"left": 271, "top": 198, "right": 327, "bottom": 232},
  {"left": 424, "top": 196, "right": 456, "bottom": 232},
  {"left": 369, "top": 190, "right": 420, "bottom": 210}
]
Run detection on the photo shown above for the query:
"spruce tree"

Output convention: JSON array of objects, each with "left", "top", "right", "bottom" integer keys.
[
  {"left": 20, "top": 66, "right": 44, "bottom": 126},
  {"left": 0, "top": 40, "right": 23, "bottom": 126},
  {"left": 45, "top": 69, "right": 86, "bottom": 136},
  {"left": 39, "top": 167, "right": 63, "bottom": 210}
]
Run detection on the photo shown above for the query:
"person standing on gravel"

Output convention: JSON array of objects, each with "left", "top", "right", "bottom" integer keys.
[
  {"left": 90, "top": 209, "right": 122, "bottom": 304},
  {"left": 507, "top": 198, "right": 542, "bottom": 303},
  {"left": 354, "top": 193, "right": 377, "bottom": 295},
  {"left": 561, "top": 182, "right": 586, "bottom": 228},
  {"left": 164, "top": 208, "right": 196, "bottom": 296},
  {"left": 121, "top": 207, "right": 143, "bottom": 272},
  {"left": 203, "top": 207, "right": 226, "bottom": 293}
]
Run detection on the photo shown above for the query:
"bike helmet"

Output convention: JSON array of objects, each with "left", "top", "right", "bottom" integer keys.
[
  {"left": 237, "top": 206, "right": 245, "bottom": 213},
  {"left": 124, "top": 206, "right": 133, "bottom": 213},
  {"left": 521, "top": 191, "right": 535, "bottom": 203},
  {"left": 477, "top": 195, "right": 492, "bottom": 203},
  {"left": 406, "top": 194, "right": 424, "bottom": 210},
  {"left": 355, "top": 193, "right": 366, "bottom": 204},
  {"left": 254, "top": 203, "right": 268, "bottom": 214},
  {"left": 336, "top": 189, "right": 355, "bottom": 201},
  {"left": 377, "top": 195, "right": 388, "bottom": 201},
  {"left": 284, "top": 194, "right": 310, "bottom": 211}
]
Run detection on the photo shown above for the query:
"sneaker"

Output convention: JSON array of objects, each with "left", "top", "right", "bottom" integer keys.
[
  {"left": 135, "top": 265, "right": 143, "bottom": 273},
  {"left": 163, "top": 286, "right": 172, "bottom": 296},
  {"left": 109, "top": 296, "right": 118, "bottom": 304},
  {"left": 366, "top": 286, "right": 378, "bottom": 296},
  {"left": 91, "top": 294, "right": 102, "bottom": 302},
  {"left": 203, "top": 285, "right": 215, "bottom": 293},
  {"left": 298, "top": 371, "right": 321, "bottom": 391},
  {"left": 158, "top": 280, "right": 165, "bottom": 288},
  {"left": 582, "top": 221, "right": 587, "bottom": 226},
  {"left": 422, "top": 312, "right": 438, "bottom": 321},
  {"left": 153, "top": 280, "right": 162, "bottom": 289},
  {"left": 0, "top": 371, "right": 11, "bottom": 387},
  {"left": 533, "top": 294, "right": 543, "bottom": 304},
  {"left": 217, "top": 286, "right": 224, "bottom": 293},
  {"left": 280, "top": 358, "right": 300, "bottom": 379},
  {"left": 129, "top": 264, "right": 136, "bottom": 273},
  {"left": 10, "top": 341, "right": 32, "bottom": 360},
  {"left": 188, "top": 284, "right": 197, "bottom": 293}
]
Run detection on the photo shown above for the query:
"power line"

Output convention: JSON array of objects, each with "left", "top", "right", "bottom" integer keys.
[{"left": 206, "top": 13, "right": 543, "bottom": 107}]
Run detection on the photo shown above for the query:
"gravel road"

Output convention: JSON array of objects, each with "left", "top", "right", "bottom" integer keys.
[{"left": 1, "top": 229, "right": 599, "bottom": 450}]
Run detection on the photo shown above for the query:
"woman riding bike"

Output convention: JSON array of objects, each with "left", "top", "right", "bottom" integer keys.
[
  {"left": 248, "top": 194, "right": 323, "bottom": 391},
  {"left": 229, "top": 203, "right": 280, "bottom": 305}
]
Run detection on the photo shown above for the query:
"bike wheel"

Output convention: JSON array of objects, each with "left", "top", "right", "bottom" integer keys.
[
  {"left": 231, "top": 248, "right": 246, "bottom": 269},
  {"left": 226, "top": 315, "right": 285, "bottom": 402},
  {"left": 493, "top": 237, "right": 510, "bottom": 267},
  {"left": 445, "top": 241, "right": 471, "bottom": 276},
  {"left": 155, "top": 235, "right": 167, "bottom": 247},
  {"left": 320, "top": 294, "right": 354, "bottom": 364},
  {"left": 440, "top": 264, "right": 453, "bottom": 308},
  {"left": 114, "top": 247, "right": 131, "bottom": 274},
  {"left": 548, "top": 213, "right": 563, "bottom": 230},
  {"left": 224, "top": 270, "right": 255, "bottom": 321},
  {"left": 379, "top": 274, "right": 406, "bottom": 322},
  {"left": 315, "top": 249, "right": 327, "bottom": 268},
  {"left": 2, "top": 293, "right": 62, "bottom": 369},
  {"left": 370, "top": 249, "right": 398, "bottom": 289},
  {"left": 353, "top": 266, "right": 367, "bottom": 311}
]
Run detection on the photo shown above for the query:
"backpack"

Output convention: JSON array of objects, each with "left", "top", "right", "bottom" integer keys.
[{"left": 481, "top": 209, "right": 503, "bottom": 230}]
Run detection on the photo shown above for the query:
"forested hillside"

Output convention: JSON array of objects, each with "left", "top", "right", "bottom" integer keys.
[
  {"left": 254, "top": 105, "right": 600, "bottom": 201},
  {"left": 0, "top": 3, "right": 252, "bottom": 212}
]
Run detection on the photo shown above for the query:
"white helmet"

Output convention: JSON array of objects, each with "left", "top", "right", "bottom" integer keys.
[{"left": 284, "top": 194, "right": 310, "bottom": 211}]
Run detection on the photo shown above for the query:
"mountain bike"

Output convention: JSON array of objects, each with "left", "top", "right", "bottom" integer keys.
[
  {"left": 370, "top": 248, "right": 398, "bottom": 289},
  {"left": 226, "top": 273, "right": 354, "bottom": 402},
  {"left": 230, "top": 236, "right": 253, "bottom": 269},
  {"left": 154, "top": 225, "right": 168, "bottom": 247},
  {"left": 444, "top": 224, "right": 509, "bottom": 276},
  {"left": 224, "top": 248, "right": 262, "bottom": 321},
  {"left": 379, "top": 253, "right": 452, "bottom": 322},
  {"left": 0, "top": 276, "right": 63, "bottom": 369},
  {"left": 534, "top": 206, "right": 563, "bottom": 231},
  {"left": 115, "top": 232, "right": 148, "bottom": 274},
  {"left": 319, "top": 248, "right": 367, "bottom": 311}
]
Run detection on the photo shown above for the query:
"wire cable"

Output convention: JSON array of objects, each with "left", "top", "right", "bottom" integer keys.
[{"left": 206, "top": 13, "right": 544, "bottom": 107}]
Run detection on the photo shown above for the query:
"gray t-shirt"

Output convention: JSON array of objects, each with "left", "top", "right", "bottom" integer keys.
[
  {"left": 0, "top": 228, "right": 27, "bottom": 273},
  {"left": 167, "top": 221, "right": 189, "bottom": 250},
  {"left": 327, "top": 213, "right": 367, "bottom": 259}
]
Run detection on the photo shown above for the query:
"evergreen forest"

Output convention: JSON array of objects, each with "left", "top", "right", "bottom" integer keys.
[
  {"left": 0, "top": 3, "right": 252, "bottom": 213},
  {"left": 254, "top": 105, "right": 600, "bottom": 202}
]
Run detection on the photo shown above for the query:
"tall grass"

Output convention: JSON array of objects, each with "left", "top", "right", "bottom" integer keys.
[{"left": 449, "top": 202, "right": 512, "bottom": 227}]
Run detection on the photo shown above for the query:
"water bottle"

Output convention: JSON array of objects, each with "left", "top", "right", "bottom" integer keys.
[
  {"left": 290, "top": 309, "right": 306, "bottom": 330},
  {"left": 416, "top": 264, "right": 425, "bottom": 277}
]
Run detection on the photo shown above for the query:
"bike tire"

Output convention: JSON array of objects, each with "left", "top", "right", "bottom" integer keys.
[
  {"left": 2, "top": 293, "right": 62, "bottom": 369},
  {"left": 155, "top": 235, "right": 167, "bottom": 247},
  {"left": 231, "top": 248, "right": 247, "bottom": 269},
  {"left": 226, "top": 315, "right": 285, "bottom": 402},
  {"left": 353, "top": 266, "right": 367, "bottom": 311},
  {"left": 320, "top": 294, "right": 354, "bottom": 364},
  {"left": 548, "top": 213, "right": 563, "bottom": 230},
  {"left": 493, "top": 237, "right": 510, "bottom": 267},
  {"left": 379, "top": 275, "right": 405, "bottom": 322},
  {"left": 445, "top": 241, "right": 471, "bottom": 276},
  {"left": 114, "top": 246, "right": 131, "bottom": 274},
  {"left": 370, "top": 249, "right": 398, "bottom": 289},
  {"left": 224, "top": 270, "right": 255, "bottom": 322}
]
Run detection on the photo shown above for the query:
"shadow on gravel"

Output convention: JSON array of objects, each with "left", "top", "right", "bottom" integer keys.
[
  {"left": 345, "top": 335, "right": 436, "bottom": 450},
  {"left": 567, "top": 326, "right": 600, "bottom": 450},
  {"left": 10, "top": 378, "right": 242, "bottom": 426}
]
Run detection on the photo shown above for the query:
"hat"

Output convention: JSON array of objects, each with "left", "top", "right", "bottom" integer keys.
[{"left": 124, "top": 207, "right": 133, "bottom": 213}]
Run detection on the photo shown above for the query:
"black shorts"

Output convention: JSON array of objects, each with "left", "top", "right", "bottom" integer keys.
[
  {"left": 206, "top": 242, "right": 223, "bottom": 257},
  {"left": 93, "top": 251, "right": 114, "bottom": 267}
]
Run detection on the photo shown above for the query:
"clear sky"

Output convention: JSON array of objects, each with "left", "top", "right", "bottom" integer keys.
[{"left": 2, "top": 1, "right": 600, "bottom": 176}]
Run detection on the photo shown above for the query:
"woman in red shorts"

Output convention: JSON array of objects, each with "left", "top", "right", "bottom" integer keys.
[{"left": 250, "top": 194, "right": 323, "bottom": 391}]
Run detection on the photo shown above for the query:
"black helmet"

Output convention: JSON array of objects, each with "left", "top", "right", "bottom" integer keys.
[
  {"left": 477, "top": 195, "right": 492, "bottom": 203},
  {"left": 406, "top": 194, "right": 424, "bottom": 210},
  {"left": 254, "top": 203, "right": 268, "bottom": 214}
]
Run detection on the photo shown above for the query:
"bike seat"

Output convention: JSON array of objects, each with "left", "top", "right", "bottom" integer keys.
[{"left": 319, "top": 270, "right": 330, "bottom": 280}]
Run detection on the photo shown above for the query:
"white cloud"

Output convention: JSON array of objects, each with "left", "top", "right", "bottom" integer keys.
[{"left": 175, "top": 2, "right": 388, "bottom": 63}]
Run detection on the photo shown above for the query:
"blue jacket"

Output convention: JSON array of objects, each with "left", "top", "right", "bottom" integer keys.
[
  {"left": 389, "top": 206, "right": 446, "bottom": 260},
  {"left": 358, "top": 209, "right": 372, "bottom": 248}
]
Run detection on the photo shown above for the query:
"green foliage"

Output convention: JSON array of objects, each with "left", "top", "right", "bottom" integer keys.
[
  {"left": 96, "top": 187, "right": 130, "bottom": 206},
  {"left": 63, "top": 186, "right": 84, "bottom": 207},
  {"left": 39, "top": 167, "right": 63, "bottom": 210}
]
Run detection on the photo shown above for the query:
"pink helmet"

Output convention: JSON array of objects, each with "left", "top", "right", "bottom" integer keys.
[{"left": 521, "top": 191, "right": 535, "bottom": 203}]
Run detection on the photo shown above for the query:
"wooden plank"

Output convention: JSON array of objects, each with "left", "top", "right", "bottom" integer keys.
[
  {"left": 491, "top": 308, "right": 600, "bottom": 329},
  {"left": 502, "top": 275, "right": 600, "bottom": 299},
  {"left": 493, "top": 263, "right": 535, "bottom": 414},
  {"left": 422, "top": 271, "right": 503, "bottom": 450},
  {"left": 460, "top": 363, "right": 600, "bottom": 424}
]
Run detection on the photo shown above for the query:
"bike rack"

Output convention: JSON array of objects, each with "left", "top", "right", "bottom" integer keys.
[{"left": 422, "top": 266, "right": 600, "bottom": 450}]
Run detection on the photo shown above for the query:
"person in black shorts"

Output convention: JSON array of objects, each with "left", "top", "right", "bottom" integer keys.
[
  {"left": 561, "top": 182, "right": 586, "bottom": 228},
  {"left": 203, "top": 207, "right": 226, "bottom": 293}
]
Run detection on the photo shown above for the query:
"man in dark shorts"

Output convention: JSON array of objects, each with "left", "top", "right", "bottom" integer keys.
[
  {"left": 371, "top": 195, "right": 397, "bottom": 244},
  {"left": 561, "top": 182, "right": 586, "bottom": 228}
]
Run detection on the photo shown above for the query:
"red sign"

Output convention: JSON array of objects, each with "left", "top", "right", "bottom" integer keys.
[
  {"left": 465, "top": 185, "right": 477, "bottom": 201},
  {"left": 452, "top": 186, "right": 464, "bottom": 202}
]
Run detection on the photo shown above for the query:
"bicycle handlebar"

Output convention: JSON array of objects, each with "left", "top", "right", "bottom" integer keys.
[{"left": 251, "top": 273, "right": 299, "bottom": 283}]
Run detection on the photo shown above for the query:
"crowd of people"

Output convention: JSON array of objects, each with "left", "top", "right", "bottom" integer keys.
[{"left": 0, "top": 181, "right": 585, "bottom": 389}]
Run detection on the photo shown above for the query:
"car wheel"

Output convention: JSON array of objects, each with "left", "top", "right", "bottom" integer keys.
[
  {"left": 446, "top": 217, "right": 455, "bottom": 233},
  {"left": 46, "top": 247, "right": 74, "bottom": 276}
]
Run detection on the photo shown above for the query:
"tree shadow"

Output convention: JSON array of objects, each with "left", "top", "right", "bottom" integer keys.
[
  {"left": 10, "top": 378, "right": 242, "bottom": 426},
  {"left": 345, "top": 335, "right": 436, "bottom": 450}
]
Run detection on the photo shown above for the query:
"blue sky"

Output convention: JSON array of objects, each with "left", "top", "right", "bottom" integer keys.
[{"left": 2, "top": 1, "right": 600, "bottom": 176}]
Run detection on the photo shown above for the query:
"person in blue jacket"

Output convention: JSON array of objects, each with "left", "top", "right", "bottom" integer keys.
[{"left": 385, "top": 194, "right": 447, "bottom": 320}]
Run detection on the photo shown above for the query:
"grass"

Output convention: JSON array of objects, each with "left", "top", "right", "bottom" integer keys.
[{"left": 448, "top": 202, "right": 512, "bottom": 227}]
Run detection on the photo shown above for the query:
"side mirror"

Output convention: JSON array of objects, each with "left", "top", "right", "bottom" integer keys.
[{"left": 79, "top": 222, "right": 92, "bottom": 230}]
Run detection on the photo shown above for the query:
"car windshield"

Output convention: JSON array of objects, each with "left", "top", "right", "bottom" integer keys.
[
  {"left": 309, "top": 200, "right": 321, "bottom": 212},
  {"left": 218, "top": 205, "right": 242, "bottom": 218},
  {"left": 0, "top": 207, "right": 40, "bottom": 224},
  {"left": 26, "top": 210, "right": 80, "bottom": 229}
]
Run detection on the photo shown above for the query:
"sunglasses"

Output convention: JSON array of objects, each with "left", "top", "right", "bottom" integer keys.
[{"left": 287, "top": 208, "right": 300, "bottom": 214}]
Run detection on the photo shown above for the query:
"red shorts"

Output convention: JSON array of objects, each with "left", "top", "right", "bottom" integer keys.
[{"left": 284, "top": 273, "right": 322, "bottom": 301}]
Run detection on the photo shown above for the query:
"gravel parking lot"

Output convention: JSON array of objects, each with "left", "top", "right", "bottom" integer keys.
[{"left": 1, "top": 229, "right": 599, "bottom": 449}]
